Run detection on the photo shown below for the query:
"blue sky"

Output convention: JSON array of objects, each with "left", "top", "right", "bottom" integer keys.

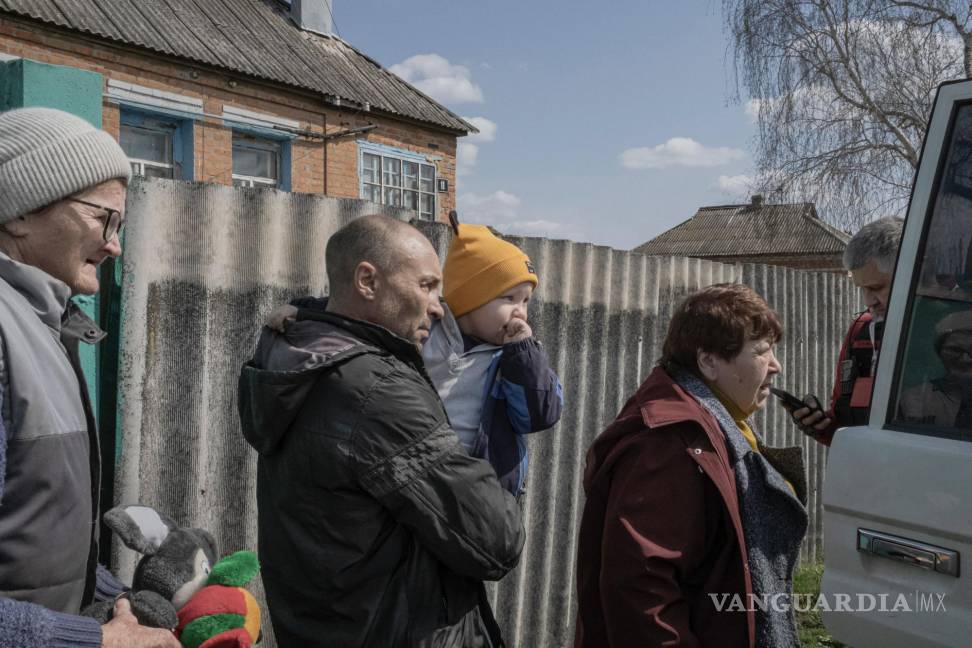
[{"left": 336, "top": 0, "right": 758, "bottom": 250}]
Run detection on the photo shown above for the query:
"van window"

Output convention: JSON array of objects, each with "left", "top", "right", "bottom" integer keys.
[{"left": 893, "top": 103, "right": 972, "bottom": 439}]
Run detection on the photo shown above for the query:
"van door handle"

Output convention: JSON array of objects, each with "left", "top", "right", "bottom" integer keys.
[{"left": 858, "top": 528, "right": 960, "bottom": 577}]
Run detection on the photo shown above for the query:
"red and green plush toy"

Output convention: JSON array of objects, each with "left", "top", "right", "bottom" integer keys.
[
  {"left": 81, "top": 505, "right": 262, "bottom": 647},
  {"left": 176, "top": 550, "right": 262, "bottom": 648}
]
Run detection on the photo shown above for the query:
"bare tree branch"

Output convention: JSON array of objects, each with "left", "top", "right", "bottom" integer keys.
[
  {"left": 724, "top": 0, "right": 972, "bottom": 230},
  {"left": 891, "top": 1, "right": 963, "bottom": 33}
]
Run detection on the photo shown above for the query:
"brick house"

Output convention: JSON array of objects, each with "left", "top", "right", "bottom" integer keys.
[
  {"left": 634, "top": 195, "right": 851, "bottom": 272},
  {"left": 0, "top": 0, "right": 472, "bottom": 223}
]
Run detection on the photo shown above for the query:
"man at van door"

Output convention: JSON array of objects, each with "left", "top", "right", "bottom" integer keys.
[{"left": 791, "top": 217, "right": 904, "bottom": 443}]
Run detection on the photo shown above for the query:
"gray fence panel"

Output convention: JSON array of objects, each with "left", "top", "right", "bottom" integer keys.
[{"left": 113, "top": 178, "right": 859, "bottom": 648}]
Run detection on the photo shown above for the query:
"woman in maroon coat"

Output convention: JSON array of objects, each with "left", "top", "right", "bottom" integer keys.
[{"left": 574, "top": 284, "right": 808, "bottom": 648}]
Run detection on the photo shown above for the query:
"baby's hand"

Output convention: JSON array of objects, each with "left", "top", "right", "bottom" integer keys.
[
  {"left": 268, "top": 304, "right": 298, "bottom": 332},
  {"left": 503, "top": 319, "right": 532, "bottom": 344}
]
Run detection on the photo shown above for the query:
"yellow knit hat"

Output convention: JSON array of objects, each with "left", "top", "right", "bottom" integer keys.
[{"left": 443, "top": 224, "right": 538, "bottom": 318}]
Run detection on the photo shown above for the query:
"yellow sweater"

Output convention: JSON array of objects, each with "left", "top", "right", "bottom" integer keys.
[{"left": 708, "top": 382, "right": 795, "bottom": 494}]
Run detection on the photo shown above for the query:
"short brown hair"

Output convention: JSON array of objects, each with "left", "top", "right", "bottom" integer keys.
[
  {"left": 325, "top": 214, "right": 415, "bottom": 300},
  {"left": 660, "top": 283, "right": 782, "bottom": 373}
]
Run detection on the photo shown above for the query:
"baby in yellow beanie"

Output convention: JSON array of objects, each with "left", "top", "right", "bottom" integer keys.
[{"left": 421, "top": 222, "right": 563, "bottom": 495}]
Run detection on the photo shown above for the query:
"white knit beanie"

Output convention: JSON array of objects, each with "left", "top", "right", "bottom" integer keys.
[{"left": 0, "top": 107, "right": 132, "bottom": 224}]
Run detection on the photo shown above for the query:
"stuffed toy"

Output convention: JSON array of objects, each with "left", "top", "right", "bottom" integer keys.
[
  {"left": 176, "top": 550, "right": 262, "bottom": 648},
  {"left": 83, "top": 504, "right": 261, "bottom": 647},
  {"left": 84, "top": 504, "right": 220, "bottom": 629}
]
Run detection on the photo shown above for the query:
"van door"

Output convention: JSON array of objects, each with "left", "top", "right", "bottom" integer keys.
[{"left": 822, "top": 80, "right": 972, "bottom": 647}]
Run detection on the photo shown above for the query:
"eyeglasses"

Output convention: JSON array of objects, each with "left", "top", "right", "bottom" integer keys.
[
  {"left": 67, "top": 198, "right": 124, "bottom": 242},
  {"left": 941, "top": 345, "right": 972, "bottom": 362}
]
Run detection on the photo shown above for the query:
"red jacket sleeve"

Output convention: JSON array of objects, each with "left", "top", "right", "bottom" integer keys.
[
  {"left": 815, "top": 340, "right": 848, "bottom": 446},
  {"left": 598, "top": 434, "right": 709, "bottom": 647},
  {"left": 818, "top": 315, "right": 867, "bottom": 446}
]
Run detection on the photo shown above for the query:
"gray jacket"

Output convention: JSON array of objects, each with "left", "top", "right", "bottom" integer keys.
[
  {"left": 421, "top": 304, "right": 501, "bottom": 452},
  {"left": 898, "top": 376, "right": 972, "bottom": 431},
  {"left": 0, "top": 251, "right": 106, "bottom": 647}
]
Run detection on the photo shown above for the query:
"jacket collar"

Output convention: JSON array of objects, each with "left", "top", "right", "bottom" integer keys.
[
  {"left": 426, "top": 302, "right": 500, "bottom": 361},
  {"left": 0, "top": 249, "right": 72, "bottom": 334},
  {"left": 703, "top": 379, "right": 756, "bottom": 428},
  {"left": 299, "top": 306, "right": 424, "bottom": 368},
  {"left": 62, "top": 300, "right": 107, "bottom": 345},
  {"left": 635, "top": 367, "right": 741, "bottom": 467},
  {"left": 637, "top": 367, "right": 720, "bottom": 432},
  {"left": 438, "top": 301, "right": 465, "bottom": 352}
]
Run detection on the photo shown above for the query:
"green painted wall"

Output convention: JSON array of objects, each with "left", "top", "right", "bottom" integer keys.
[
  {"left": 0, "top": 58, "right": 103, "bottom": 126},
  {"left": 0, "top": 58, "right": 105, "bottom": 418}
]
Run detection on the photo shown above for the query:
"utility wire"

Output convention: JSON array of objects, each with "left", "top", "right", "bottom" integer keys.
[{"left": 325, "top": 0, "right": 341, "bottom": 38}]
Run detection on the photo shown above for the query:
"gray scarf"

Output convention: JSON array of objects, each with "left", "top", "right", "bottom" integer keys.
[{"left": 675, "top": 371, "right": 809, "bottom": 648}]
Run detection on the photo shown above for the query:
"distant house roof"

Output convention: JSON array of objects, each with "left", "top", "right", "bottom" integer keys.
[
  {"left": 0, "top": 0, "right": 473, "bottom": 134},
  {"left": 634, "top": 199, "right": 851, "bottom": 258}
]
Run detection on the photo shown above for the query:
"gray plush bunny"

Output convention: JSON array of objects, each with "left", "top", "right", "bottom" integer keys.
[{"left": 83, "top": 504, "right": 218, "bottom": 630}]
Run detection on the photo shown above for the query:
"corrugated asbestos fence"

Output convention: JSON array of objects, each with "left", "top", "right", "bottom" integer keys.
[{"left": 110, "top": 178, "right": 860, "bottom": 648}]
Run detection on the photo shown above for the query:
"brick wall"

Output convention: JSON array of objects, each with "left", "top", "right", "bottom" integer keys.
[
  {"left": 325, "top": 109, "right": 458, "bottom": 216},
  {"left": 0, "top": 16, "right": 459, "bottom": 222},
  {"left": 102, "top": 101, "right": 120, "bottom": 140}
]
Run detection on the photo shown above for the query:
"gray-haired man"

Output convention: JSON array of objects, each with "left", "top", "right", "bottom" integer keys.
[{"left": 791, "top": 216, "right": 904, "bottom": 444}]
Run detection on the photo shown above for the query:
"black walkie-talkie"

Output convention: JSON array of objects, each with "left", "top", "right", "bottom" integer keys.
[{"left": 769, "top": 386, "right": 807, "bottom": 411}]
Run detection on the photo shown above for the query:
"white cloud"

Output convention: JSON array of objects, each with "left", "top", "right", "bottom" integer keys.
[
  {"left": 745, "top": 99, "right": 761, "bottom": 121},
  {"left": 746, "top": 85, "right": 845, "bottom": 124},
  {"left": 498, "top": 219, "right": 581, "bottom": 239},
  {"left": 461, "top": 116, "right": 497, "bottom": 143},
  {"left": 620, "top": 137, "right": 746, "bottom": 170},
  {"left": 717, "top": 174, "right": 755, "bottom": 197},
  {"left": 457, "top": 143, "right": 479, "bottom": 176},
  {"left": 389, "top": 54, "right": 484, "bottom": 104},
  {"left": 458, "top": 190, "right": 521, "bottom": 221},
  {"left": 457, "top": 190, "right": 581, "bottom": 239},
  {"left": 457, "top": 117, "right": 498, "bottom": 175},
  {"left": 714, "top": 170, "right": 787, "bottom": 200}
]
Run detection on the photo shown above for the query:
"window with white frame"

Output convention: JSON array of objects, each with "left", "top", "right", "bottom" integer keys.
[
  {"left": 361, "top": 151, "right": 436, "bottom": 220},
  {"left": 232, "top": 135, "right": 281, "bottom": 188},
  {"left": 120, "top": 118, "right": 179, "bottom": 179}
]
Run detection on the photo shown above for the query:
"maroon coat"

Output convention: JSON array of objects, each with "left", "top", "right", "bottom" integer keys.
[{"left": 574, "top": 367, "right": 756, "bottom": 648}]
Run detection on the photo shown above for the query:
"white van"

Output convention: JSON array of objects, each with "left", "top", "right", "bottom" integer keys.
[{"left": 822, "top": 79, "right": 972, "bottom": 647}]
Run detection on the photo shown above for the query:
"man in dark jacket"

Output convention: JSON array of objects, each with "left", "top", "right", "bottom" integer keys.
[{"left": 238, "top": 215, "right": 525, "bottom": 647}]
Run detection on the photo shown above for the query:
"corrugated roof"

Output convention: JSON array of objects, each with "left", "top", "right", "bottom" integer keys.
[
  {"left": 0, "top": 0, "right": 473, "bottom": 133},
  {"left": 634, "top": 201, "right": 851, "bottom": 257}
]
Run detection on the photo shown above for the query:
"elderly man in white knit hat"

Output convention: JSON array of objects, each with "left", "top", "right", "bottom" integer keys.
[
  {"left": 899, "top": 309, "right": 972, "bottom": 431},
  {"left": 0, "top": 108, "right": 179, "bottom": 648}
]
